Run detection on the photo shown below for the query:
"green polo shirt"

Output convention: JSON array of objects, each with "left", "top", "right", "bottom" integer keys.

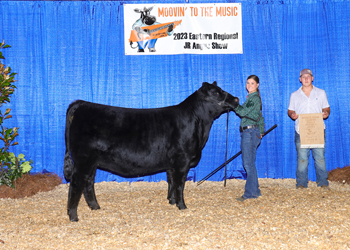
[{"left": 234, "top": 91, "right": 265, "bottom": 135}]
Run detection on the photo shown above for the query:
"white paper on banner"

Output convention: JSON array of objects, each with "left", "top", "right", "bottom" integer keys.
[{"left": 124, "top": 3, "right": 242, "bottom": 55}]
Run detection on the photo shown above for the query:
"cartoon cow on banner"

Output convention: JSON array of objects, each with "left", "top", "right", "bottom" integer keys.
[{"left": 129, "top": 6, "right": 181, "bottom": 52}]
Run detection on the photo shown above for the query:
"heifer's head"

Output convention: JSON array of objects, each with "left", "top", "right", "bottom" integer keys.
[
  {"left": 199, "top": 81, "right": 239, "bottom": 112},
  {"left": 134, "top": 7, "right": 156, "bottom": 26}
]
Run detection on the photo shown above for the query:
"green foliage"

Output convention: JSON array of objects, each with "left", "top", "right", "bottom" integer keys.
[
  {"left": 0, "top": 153, "right": 33, "bottom": 187},
  {"left": 0, "top": 40, "right": 32, "bottom": 187},
  {"left": 10, "top": 153, "right": 33, "bottom": 174}
]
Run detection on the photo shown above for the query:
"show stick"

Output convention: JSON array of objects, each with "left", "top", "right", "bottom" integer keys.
[{"left": 197, "top": 124, "right": 277, "bottom": 186}]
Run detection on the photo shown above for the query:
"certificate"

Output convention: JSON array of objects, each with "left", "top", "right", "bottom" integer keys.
[{"left": 299, "top": 113, "right": 324, "bottom": 148}]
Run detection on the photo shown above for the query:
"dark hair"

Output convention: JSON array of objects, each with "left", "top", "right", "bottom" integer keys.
[
  {"left": 247, "top": 75, "right": 259, "bottom": 84},
  {"left": 247, "top": 75, "right": 262, "bottom": 110}
]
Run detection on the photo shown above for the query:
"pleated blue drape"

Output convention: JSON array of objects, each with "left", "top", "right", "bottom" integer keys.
[{"left": 0, "top": 0, "right": 349, "bottom": 183}]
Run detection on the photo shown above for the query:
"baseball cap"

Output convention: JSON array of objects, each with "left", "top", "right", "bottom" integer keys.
[{"left": 300, "top": 69, "right": 313, "bottom": 77}]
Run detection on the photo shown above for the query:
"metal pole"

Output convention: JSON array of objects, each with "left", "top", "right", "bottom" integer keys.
[
  {"left": 224, "top": 111, "right": 229, "bottom": 187},
  {"left": 197, "top": 124, "right": 277, "bottom": 186}
]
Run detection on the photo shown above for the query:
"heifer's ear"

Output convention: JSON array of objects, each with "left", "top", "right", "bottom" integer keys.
[
  {"left": 213, "top": 81, "right": 217, "bottom": 86},
  {"left": 134, "top": 8, "right": 142, "bottom": 13},
  {"left": 202, "top": 82, "right": 210, "bottom": 89}
]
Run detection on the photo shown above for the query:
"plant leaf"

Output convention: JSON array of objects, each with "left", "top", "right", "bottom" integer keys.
[
  {"left": 21, "top": 161, "right": 32, "bottom": 173},
  {"left": 18, "top": 153, "right": 25, "bottom": 160}
]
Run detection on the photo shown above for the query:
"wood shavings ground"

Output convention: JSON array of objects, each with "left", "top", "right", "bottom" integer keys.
[{"left": 1, "top": 179, "right": 350, "bottom": 250}]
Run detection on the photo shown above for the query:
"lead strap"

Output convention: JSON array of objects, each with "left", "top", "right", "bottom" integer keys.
[{"left": 224, "top": 110, "right": 229, "bottom": 187}]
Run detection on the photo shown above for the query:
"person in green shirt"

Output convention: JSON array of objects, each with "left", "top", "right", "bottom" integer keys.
[{"left": 233, "top": 75, "right": 265, "bottom": 202}]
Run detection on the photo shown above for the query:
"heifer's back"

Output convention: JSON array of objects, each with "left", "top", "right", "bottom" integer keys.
[{"left": 65, "top": 93, "right": 208, "bottom": 179}]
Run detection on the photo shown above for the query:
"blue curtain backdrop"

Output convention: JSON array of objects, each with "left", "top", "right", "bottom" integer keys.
[{"left": 0, "top": 0, "right": 349, "bottom": 183}]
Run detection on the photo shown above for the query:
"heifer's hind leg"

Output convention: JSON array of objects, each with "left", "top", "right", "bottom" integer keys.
[
  {"left": 83, "top": 168, "right": 100, "bottom": 210},
  {"left": 67, "top": 173, "right": 86, "bottom": 222},
  {"left": 166, "top": 169, "right": 176, "bottom": 205}
]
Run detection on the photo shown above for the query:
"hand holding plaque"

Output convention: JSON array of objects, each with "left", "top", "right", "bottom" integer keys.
[{"left": 299, "top": 113, "right": 324, "bottom": 148}]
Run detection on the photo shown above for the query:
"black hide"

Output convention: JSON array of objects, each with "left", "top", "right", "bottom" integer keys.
[{"left": 64, "top": 81, "right": 239, "bottom": 221}]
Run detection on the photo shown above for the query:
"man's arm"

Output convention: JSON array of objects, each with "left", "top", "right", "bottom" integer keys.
[
  {"left": 322, "top": 107, "right": 330, "bottom": 119},
  {"left": 288, "top": 109, "right": 298, "bottom": 120}
]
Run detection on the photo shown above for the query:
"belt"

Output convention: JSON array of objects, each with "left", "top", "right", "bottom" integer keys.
[{"left": 240, "top": 125, "right": 258, "bottom": 132}]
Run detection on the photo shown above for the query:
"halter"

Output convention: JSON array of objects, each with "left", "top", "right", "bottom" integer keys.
[{"left": 217, "top": 92, "right": 228, "bottom": 106}]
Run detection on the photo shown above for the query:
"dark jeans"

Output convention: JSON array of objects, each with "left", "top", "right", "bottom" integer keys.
[
  {"left": 241, "top": 127, "right": 261, "bottom": 199},
  {"left": 295, "top": 132, "right": 329, "bottom": 187}
]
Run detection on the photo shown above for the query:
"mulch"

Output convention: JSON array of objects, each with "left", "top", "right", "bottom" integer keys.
[
  {"left": 0, "top": 173, "right": 62, "bottom": 199},
  {"left": 328, "top": 166, "right": 350, "bottom": 184},
  {"left": 0, "top": 166, "right": 349, "bottom": 199}
]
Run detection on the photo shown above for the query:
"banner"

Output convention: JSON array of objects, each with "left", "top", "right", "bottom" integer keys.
[{"left": 124, "top": 3, "right": 242, "bottom": 55}]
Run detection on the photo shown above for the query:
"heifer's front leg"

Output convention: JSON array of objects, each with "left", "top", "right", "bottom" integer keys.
[
  {"left": 67, "top": 173, "right": 85, "bottom": 222},
  {"left": 166, "top": 169, "right": 176, "bottom": 205},
  {"left": 83, "top": 169, "right": 100, "bottom": 210},
  {"left": 174, "top": 169, "right": 190, "bottom": 210}
]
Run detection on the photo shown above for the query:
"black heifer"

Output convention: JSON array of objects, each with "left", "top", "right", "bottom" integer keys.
[{"left": 64, "top": 81, "right": 239, "bottom": 221}]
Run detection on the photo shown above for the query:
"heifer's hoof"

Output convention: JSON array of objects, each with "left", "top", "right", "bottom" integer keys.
[
  {"left": 176, "top": 204, "right": 187, "bottom": 210},
  {"left": 69, "top": 215, "right": 79, "bottom": 222},
  {"left": 89, "top": 204, "right": 101, "bottom": 210},
  {"left": 68, "top": 209, "right": 79, "bottom": 222},
  {"left": 168, "top": 199, "right": 176, "bottom": 205},
  {"left": 91, "top": 205, "right": 101, "bottom": 210}
]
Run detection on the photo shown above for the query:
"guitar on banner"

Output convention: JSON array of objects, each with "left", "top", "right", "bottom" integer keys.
[
  {"left": 129, "top": 20, "right": 182, "bottom": 51},
  {"left": 129, "top": 20, "right": 182, "bottom": 43}
]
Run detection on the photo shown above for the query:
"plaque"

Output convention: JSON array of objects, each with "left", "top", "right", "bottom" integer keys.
[{"left": 299, "top": 113, "right": 324, "bottom": 148}]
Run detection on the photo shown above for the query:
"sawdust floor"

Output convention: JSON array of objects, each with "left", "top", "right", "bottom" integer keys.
[{"left": 1, "top": 174, "right": 350, "bottom": 250}]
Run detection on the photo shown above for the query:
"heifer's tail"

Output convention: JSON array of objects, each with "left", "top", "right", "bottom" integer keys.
[
  {"left": 64, "top": 101, "right": 81, "bottom": 182},
  {"left": 63, "top": 151, "right": 73, "bottom": 182}
]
